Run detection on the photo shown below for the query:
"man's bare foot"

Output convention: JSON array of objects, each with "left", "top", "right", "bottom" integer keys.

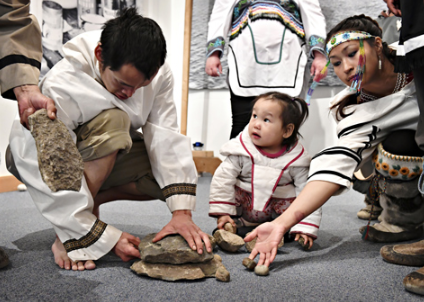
[{"left": 51, "top": 237, "right": 96, "bottom": 271}]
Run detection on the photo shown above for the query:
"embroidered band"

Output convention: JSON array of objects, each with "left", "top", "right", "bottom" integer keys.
[
  {"left": 162, "top": 183, "right": 196, "bottom": 199},
  {"left": 326, "top": 31, "right": 373, "bottom": 55},
  {"left": 63, "top": 219, "right": 107, "bottom": 253},
  {"left": 230, "top": 1, "right": 305, "bottom": 41},
  {"left": 206, "top": 36, "right": 225, "bottom": 57},
  {"left": 373, "top": 143, "right": 423, "bottom": 180}
]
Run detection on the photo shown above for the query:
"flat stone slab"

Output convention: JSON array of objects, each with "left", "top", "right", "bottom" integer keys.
[
  {"left": 139, "top": 233, "right": 214, "bottom": 264},
  {"left": 29, "top": 109, "right": 84, "bottom": 192},
  {"left": 131, "top": 254, "right": 230, "bottom": 282}
]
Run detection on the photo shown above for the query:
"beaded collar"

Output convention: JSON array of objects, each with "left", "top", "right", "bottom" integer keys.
[{"left": 357, "top": 72, "right": 412, "bottom": 104}]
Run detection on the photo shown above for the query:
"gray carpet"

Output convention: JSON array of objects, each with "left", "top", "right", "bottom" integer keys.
[{"left": 1, "top": 175, "right": 423, "bottom": 301}]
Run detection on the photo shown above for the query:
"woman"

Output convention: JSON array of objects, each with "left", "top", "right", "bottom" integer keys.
[{"left": 245, "top": 14, "right": 423, "bottom": 267}]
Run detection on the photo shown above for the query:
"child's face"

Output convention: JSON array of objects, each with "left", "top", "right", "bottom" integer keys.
[
  {"left": 248, "top": 98, "right": 290, "bottom": 153},
  {"left": 329, "top": 39, "right": 379, "bottom": 89}
]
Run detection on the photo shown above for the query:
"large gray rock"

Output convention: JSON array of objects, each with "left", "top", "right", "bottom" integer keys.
[
  {"left": 131, "top": 254, "right": 230, "bottom": 282},
  {"left": 213, "top": 230, "right": 245, "bottom": 252},
  {"left": 139, "top": 233, "right": 214, "bottom": 264},
  {"left": 29, "top": 109, "right": 84, "bottom": 192}
]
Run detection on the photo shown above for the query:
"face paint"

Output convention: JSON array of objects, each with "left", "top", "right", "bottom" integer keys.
[{"left": 349, "top": 39, "right": 366, "bottom": 94}]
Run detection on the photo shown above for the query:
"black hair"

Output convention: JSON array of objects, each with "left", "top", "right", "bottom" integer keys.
[
  {"left": 326, "top": 14, "right": 396, "bottom": 120},
  {"left": 252, "top": 92, "right": 309, "bottom": 147},
  {"left": 99, "top": 7, "right": 167, "bottom": 79}
]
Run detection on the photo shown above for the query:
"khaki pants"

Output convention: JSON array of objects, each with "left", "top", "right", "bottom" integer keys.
[{"left": 7, "top": 108, "right": 165, "bottom": 200}]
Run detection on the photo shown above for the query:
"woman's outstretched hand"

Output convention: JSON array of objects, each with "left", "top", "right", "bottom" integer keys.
[{"left": 244, "top": 221, "right": 286, "bottom": 267}]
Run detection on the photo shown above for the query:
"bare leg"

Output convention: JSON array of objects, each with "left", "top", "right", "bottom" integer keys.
[
  {"left": 84, "top": 150, "right": 119, "bottom": 198},
  {"left": 93, "top": 182, "right": 156, "bottom": 216},
  {"left": 51, "top": 151, "right": 118, "bottom": 270},
  {"left": 96, "top": 182, "right": 155, "bottom": 203}
]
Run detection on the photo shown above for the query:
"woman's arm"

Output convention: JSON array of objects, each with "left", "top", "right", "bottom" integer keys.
[{"left": 244, "top": 180, "right": 341, "bottom": 266}]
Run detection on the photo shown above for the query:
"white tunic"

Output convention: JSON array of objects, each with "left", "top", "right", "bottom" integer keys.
[
  {"left": 308, "top": 81, "right": 419, "bottom": 195},
  {"left": 209, "top": 127, "right": 322, "bottom": 238},
  {"left": 8, "top": 30, "right": 197, "bottom": 261},
  {"left": 206, "top": 0, "right": 326, "bottom": 97}
]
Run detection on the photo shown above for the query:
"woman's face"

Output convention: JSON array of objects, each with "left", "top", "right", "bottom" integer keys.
[{"left": 328, "top": 38, "right": 379, "bottom": 89}]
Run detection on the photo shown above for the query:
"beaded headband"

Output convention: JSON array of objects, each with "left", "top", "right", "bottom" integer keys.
[
  {"left": 306, "top": 31, "right": 375, "bottom": 105},
  {"left": 326, "top": 31, "right": 374, "bottom": 55}
]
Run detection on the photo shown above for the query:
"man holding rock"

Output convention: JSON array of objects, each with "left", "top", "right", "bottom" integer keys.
[{"left": 7, "top": 8, "right": 211, "bottom": 271}]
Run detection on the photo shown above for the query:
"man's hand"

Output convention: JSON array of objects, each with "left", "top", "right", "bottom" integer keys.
[
  {"left": 112, "top": 232, "right": 141, "bottom": 262},
  {"left": 217, "top": 215, "right": 235, "bottom": 230},
  {"left": 244, "top": 221, "right": 286, "bottom": 267},
  {"left": 384, "top": 0, "right": 401, "bottom": 16},
  {"left": 153, "top": 210, "right": 212, "bottom": 255},
  {"left": 310, "top": 51, "right": 328, "bottom": 82},
  {"left": 13, "top": 84, "right": 57, "bottom": 129},
  {"left": 205, "top": 53, "right": 222, "bottom": 77}
]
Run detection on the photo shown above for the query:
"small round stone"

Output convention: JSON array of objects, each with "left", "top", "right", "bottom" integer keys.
[
  {"left": 242, "top": 257, "right": 256, "bottom": 270},
  {"left": 298, "top": 237, "right": 309, "bottom": 250},
  {"left": 254, "top": 265, "right": 269, "bottom": 276},
  {"left": 215, "top": 266, "right": 230, "bottom": 282}
]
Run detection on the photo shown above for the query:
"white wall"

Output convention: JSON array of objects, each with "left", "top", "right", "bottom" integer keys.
[{"left": 0, "top": 0, "right": 342, "bottom": 177}]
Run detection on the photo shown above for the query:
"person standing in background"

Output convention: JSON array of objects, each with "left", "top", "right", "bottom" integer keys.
[
  {"left": 379, "top": 0, "right": 424, "bottom": 296},
  {"left": 0, "top": 0, "right": 57, "bottom": 128},
  {"left": 205, "top": 0, "right": 328, "bottom": 139},
  {"left": 0, "top": 0, "right": 57, "bottom": 269}
]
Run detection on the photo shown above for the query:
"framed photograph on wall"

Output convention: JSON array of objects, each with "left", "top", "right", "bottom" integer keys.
[{"left": 31, "top": 0, "right": 144, "bottom": 79}]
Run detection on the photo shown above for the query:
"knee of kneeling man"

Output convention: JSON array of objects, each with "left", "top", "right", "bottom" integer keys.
[{"left": 98, "top": 108, "right": 131, "bottom": 131}]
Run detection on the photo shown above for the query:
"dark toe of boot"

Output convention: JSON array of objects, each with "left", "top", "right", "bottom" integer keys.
[
  {"left": 404, "top": 269, "right": 424, "bottom": 296},
  {"left": 380, "top": 244, "right": 424, "bottom": 267},
  {"left": 360, "top": 226, "right": 423, "bottom": 243},
  {"left": 0, "top": 248, "right": 9, "bottom": 269}
]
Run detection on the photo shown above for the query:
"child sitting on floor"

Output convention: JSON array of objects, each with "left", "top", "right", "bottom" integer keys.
[{"left": 209, "top": 92, "right": 321, "bottom": 249}]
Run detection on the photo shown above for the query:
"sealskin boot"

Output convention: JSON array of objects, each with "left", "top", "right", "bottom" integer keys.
[
  {"left": 357, "top": 203, "right": 383, "bottom": 220},
  {"left": 381, "top": 240, "right": 424, "bottom": 266},
  {"left": 0, "top": 247, "right": 9, "bottom": 269},
  {"left": 360, "top": 224, "right": 423, "bottom": 243},
  {"left": 404, "top": 266, "right": 424, "bottom": 296}
]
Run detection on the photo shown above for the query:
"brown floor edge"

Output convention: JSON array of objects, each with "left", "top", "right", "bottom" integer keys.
[{"left": 0, "top": 175, "right": 22, "bottom": 193}]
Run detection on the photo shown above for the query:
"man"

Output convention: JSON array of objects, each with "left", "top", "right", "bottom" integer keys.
[
  {"left": 0, "top": 0, "right": 56, "bottom": 269},
  {"left": 7, "top": 8, "right": 211, "bottom": 271}
]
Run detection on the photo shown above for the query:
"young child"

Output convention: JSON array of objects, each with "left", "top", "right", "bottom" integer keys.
[{"left": 209, "top": 92, "right": 321, "bottom": 249}]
